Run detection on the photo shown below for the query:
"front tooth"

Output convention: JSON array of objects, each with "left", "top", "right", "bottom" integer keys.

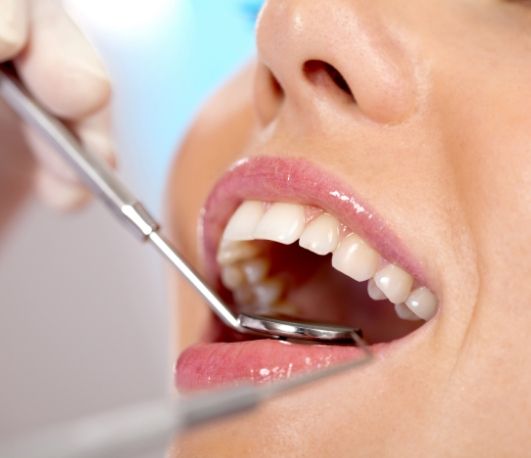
[
  {"left": 367, "top": 278, "right": 386, "bottom": 301},
  {"left": 253, "top": 203, "right": 305, "bottom": 244},
  {"left": 394, "top": 303, "right": 422, "bottom": 321},
  {"left": 331, "top": 234, "right": 380, "bottom": 282},
  {"left": 253, "top": 278, "right": 284, "bottom": 307},
  {"left": 220, "top": 265, "right": 245, "bottom": 289},
  {"left": 299, "top": 213, "right": 340, "bottom": 255},
  {"left": 373, "top": 264, "right": 414, "bottom": 304},
  {"left": 217, "top": 240, "right": 261, "bottom": 265},
  {"left": 241, "top": 257, "right": 270, "bottom": 284},
  {"left": 222, "top": 201, "right": 265, "bottom": 241},
  {"left": 405, "top": 287, "right": 438, "bottom": 320}
]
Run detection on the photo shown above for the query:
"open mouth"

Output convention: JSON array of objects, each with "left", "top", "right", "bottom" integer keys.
[{"left": 176, "top": 156, "right": 438, "bottom": 391}]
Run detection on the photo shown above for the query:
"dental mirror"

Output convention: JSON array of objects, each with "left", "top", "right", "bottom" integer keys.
[{"left": 238, "top": 313, "right": 361, "bottom": 343}]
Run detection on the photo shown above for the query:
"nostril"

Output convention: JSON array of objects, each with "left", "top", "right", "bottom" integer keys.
[{"left": 303, "top": 60, "right": 355, "bottom": 103}]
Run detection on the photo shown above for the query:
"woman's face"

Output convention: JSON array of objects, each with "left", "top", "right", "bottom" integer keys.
[{"left": 167, "top": 0, "right": 531, "bottom": 455}]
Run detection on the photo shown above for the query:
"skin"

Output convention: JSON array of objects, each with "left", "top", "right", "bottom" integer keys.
[{"left": 167, "top": 0, "right": 531, "bottom": 456}]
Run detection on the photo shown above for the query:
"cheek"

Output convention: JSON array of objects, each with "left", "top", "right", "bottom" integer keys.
[
  {"left": 167, "top": 95, "right": 257, "bottom": 262},
  {"left": 167, "top": 123, "right": 248, "bottom": 263},
  {"left": 441, "top": 83, "right": 531, "bottom": 350},
  {"left": 167, "top": 145, "right": 230, "bottom": 349},
  {"left": 468, "top": 126, "right": 531, "bottom": 326},
  {"left": 172, "top": 276, "right": 210, "bottom": 349},
  {"left": 166, "top": 70, "right": 258, "bottom": 348},
  {"left": 433, "top": 44, "right": 531, "bottom": 283},
  {"left": 454, "top": 113, "right": 531, "bottom": 268}
]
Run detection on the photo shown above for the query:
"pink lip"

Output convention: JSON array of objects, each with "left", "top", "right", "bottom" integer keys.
[
  {"left": 176, "top": 156, "right": 427, "bottom": 392},
  {"left": 176, "top": 339, "right": 373, "bottom": 392}
]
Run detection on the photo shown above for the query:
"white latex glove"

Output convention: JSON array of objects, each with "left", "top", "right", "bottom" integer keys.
[{"left": 0, "top": 0, "right": 113, "bottom": 210}]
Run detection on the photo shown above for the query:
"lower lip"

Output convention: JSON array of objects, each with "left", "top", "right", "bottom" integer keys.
[{"left": 175, "top": 338, "right": 370, "bottom": 392}]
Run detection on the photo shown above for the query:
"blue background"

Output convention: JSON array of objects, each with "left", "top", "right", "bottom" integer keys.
[{"left": 108, "top": 0, "right": 264, "bottom": 208}]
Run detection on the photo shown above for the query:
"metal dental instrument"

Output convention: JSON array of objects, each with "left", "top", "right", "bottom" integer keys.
[
  {"left": 0, "top": 345, "right": 371, "bottom": 458},
  {"left": 0, "top": 65, "right": 364, "bottom": 346}
]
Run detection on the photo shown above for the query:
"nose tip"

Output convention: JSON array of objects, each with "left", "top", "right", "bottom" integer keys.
[{"left": 255, "top": 0, "right": 418, "bottom": 125}]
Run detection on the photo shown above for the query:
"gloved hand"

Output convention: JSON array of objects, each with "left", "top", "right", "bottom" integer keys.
[{"left": 0, "top": 0, "right": 114, "bottom": 210}]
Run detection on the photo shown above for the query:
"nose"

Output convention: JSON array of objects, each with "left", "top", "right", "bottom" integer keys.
[{"left": 254, "top": 0, "right": 418, "bottom": 126}]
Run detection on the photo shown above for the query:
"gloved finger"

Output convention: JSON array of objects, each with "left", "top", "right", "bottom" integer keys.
[
  {"left": 73, "top": 107, "right": 116, "bottom": 169},
  {"left": 21, "top": 108, "right": 116, "bottom": 184},
  {"left": 21, "top": 121, "right": 78, "bottom": 183},
  {"left": 0, "top": 0, "right": 28, "bottom": 61},
  {"left": 15, "top": 0, "right": 110, "bottom": 120},
  {"left": 35, "top": 168, "right": 90, "bottom": 211}
]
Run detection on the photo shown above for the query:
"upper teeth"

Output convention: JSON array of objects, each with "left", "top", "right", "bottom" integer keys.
[
  {"left": 254, "top": 202, "right": 306, "bottom": 244},
  {"left": 367, "top": 278, "right": 386, "bottom": 301},
  {"left": 217, "top": 200, "right": 438, "bottom": 321},
  {"left": 299, "top": 213, "right": 340, "bottom": 255},
  {"left": 331, "top": 233, "right": 380, "bottom": 282}
]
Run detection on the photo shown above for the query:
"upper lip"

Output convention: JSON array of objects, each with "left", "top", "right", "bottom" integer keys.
[{"left": 201, "top": 155, "right": 430, "bottom": 289}]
